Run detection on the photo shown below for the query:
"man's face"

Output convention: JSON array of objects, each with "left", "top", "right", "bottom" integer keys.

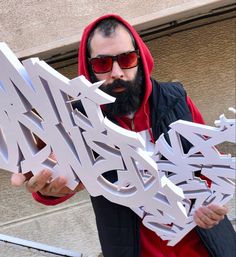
[
  {"left": 89, "top": 25, "right": 138, "bottom": 85},
  {"left": 89, "top": 25, "right": 144, "bottom": 116}
]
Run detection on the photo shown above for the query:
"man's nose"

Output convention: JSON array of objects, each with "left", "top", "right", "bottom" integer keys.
[{"left": 110, "top": 61, "right": 124, "bottom": 79}]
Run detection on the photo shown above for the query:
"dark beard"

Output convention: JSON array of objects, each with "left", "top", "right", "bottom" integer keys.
[{"left": 90, "top": 66, "right": 144, "bottom": 117}]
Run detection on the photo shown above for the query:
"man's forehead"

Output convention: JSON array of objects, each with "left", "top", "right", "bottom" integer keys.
[{"left": 90, "top": 25, "right": 134, "bottom": 56}]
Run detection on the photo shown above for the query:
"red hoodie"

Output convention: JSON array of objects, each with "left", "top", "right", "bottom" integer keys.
[{"left": 33, "top": 14, "right": 210, "bottom": 257}]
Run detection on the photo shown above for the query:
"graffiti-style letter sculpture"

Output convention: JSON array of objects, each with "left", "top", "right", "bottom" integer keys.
[{"left": 0, "top": 43, "right": 235, "bottom": 245}]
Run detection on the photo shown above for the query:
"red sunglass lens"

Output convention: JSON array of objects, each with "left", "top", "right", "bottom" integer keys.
[
  {"left": 91, "top": 57, "right": 112, "bottom": 73},
  {"left": 118, "top": 52, "right": 138, "bottom": 69},
  {"left": 90, "top": 51, "right": 139, "bottom": 73}
]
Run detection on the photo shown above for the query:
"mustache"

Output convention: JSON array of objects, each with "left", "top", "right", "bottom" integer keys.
[{"left": 100, "top": 79, "right": 133, "bottom": 95}]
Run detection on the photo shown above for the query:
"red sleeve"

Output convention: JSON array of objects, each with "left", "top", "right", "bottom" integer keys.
[
  {"left": 32, "top": 191, "right": 75, "bottom": 206},
  {"left": 186, "top": 96, "right": 205, "bottom": 125}
]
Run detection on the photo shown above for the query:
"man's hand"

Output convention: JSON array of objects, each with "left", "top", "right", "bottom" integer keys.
[
  {"left": 194, "top": 204, "right": 228, "bottom": 229},
  {"left": 11, "top": 170, "right": 85, "bottom": 197}
]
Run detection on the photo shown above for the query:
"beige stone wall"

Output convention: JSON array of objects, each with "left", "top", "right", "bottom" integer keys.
[
  {"left": 0, "top": 0, "right": 191, "bottom": 53},
  {"left": 147, "top": 18, "right": 236, "bottom": 126},
  {"left": 1, "top": 0, "right": 234, "bottom": 58},
  {"left": 148, "top": 17, "right": 236, "bottom": 158}
]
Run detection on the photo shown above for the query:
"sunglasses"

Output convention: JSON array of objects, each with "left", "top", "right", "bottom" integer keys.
[{"left": 88, "top": 50, "right": 139, "bottom": 74}]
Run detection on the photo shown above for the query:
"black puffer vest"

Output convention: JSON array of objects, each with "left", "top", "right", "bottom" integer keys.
[{"left": 90, "top": 79, "right": 236, "bottom": 257}]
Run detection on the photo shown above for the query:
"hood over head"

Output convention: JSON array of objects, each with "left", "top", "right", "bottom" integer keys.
[{"left": 78, "top": 14, "right": 154, "bottom": 135}]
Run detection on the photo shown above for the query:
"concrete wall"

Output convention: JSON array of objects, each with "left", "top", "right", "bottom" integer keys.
[
  {"left": 148, "top": 18, "right": 236, "bottom": 126},
  {"left": 0, "top": 0, "right": 194, "bottom": 54},
  {"left": 1, "top": 0, "right": 235, "bottom": 58}
]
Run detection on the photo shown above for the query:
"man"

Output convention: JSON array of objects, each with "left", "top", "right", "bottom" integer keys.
[{"left": 11, "top": 14, "right": 235, "bottom": 257}]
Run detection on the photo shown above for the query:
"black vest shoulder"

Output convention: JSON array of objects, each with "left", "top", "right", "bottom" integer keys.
[{"left": 150, "top": 79, "right": 193, "bottom": 153}]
